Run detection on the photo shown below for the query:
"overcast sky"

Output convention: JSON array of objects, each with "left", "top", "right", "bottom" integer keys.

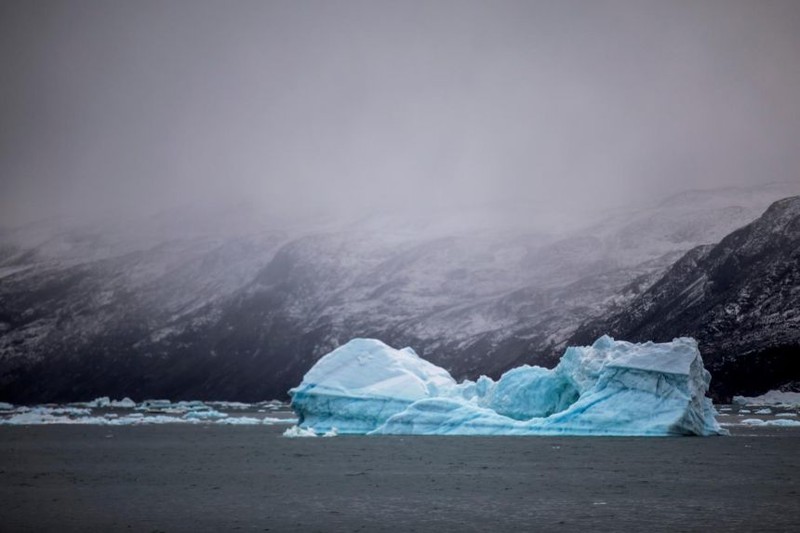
[{"left": 1, "top": 0, "right": 799, "bottom": 228}]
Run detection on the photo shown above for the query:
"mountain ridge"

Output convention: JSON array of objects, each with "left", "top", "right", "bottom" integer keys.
[{"left": 1, "top": 184, "right": 797, "bottom": 403}]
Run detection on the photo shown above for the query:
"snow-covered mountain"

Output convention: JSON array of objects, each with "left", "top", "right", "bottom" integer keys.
[
  {"left": 572, "top": 194, "right": 800, "bottom": 401},
  {"left": 0, "top": 183, "right": 797, "bottom": 403}
]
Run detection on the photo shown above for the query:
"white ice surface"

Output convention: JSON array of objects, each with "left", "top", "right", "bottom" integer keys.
[
  {"left": 739, "top": 418, "right": 800, "bottom": 427},
  {"left": 0, "top": 400, "right": 292, "bottom": 426},
  {"left": 733, "top": 391, "right": 800, "bottom": 407},
  {"left": 289, "top": 338, "right": 458, "bottom": 434},
  {"left": 283, "top": 426, "right": 319, "bottom": 438}
]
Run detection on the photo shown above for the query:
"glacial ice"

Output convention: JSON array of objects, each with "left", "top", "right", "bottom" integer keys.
[
  {"left": 288, "top": 336, "right": 727, "bottom": 436},
  {"left": 289, "top": 338, "right": 457, "bottom": 434},
  {"left": 0, "top": 399, "right": 296, "bottom": 426},
  {"left": 0, "top": 410, "right": 295, "bottom": 426},
  {"left": 283, "top": 425, "right": 320, "bottom": 438},
  {"left": 215, "top": 416, "right": 263, "bottom": 425},
  {"left": 182, "top": 409, "right": 228, "bottom": 420},
  {"left": 79, "top": 396, "right": 137, "bottom": 408},
  {"left": 111, "top": 397, "right": 136, "bottom": 408},
  {"left": 740, "top": 418, "right": 800, "bottom": 427}
]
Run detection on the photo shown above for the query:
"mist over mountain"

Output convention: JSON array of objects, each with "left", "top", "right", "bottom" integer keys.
[
  {"left": 4, "top": 1, "right": 800, "bottom": 229},
  {"left": 1, "top": 183, "right": 796, "bottom": 403}
]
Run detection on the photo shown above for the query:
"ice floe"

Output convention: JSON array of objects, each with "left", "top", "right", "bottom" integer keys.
[
  {"left": 182, "top": 409, "right": 228, "bottom": 420},
  {"left": 288, "top": 336, "right": 727, "bottom": 437},
  {"left": 283, "top": 425, "right": 319, "bottom": 438},
  {"left": 0, "top": 398, "right": 294, "bottom": 426},
  {"left": 733, "top": 390, "right": 800, "bottom": 407},
  {"left": 739, "top": 418, "right": 800, "bottom": 427}
]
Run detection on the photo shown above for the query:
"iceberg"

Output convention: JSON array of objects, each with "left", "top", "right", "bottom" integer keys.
[{"left": 288, "top": 336, "right": 726, "bottom": 436}]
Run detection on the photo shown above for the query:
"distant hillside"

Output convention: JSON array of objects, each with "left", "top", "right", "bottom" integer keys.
[{"left": 1, "top": 184, "right": 798, "bottom": 403}]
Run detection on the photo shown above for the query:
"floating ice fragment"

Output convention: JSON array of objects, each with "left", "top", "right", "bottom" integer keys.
[
  {"left": 733, "top": 391, "right": 800, "bottom": 407},
  {"left": 740, "top": 418, "right": 800, "bottom": 427},
  {"left": 111, "top": 397, "right": 136, "bottom": 408},
  {"left": 182, "top": 409, "right": 227, "bottom": 420},
  {"left": 262, "top": 416, "right": 298, "bottom": 425},
  {"left": 283, "top": 426, "right": 319, "bottom": 438},
  {"left": 216, "top": 417, "right": 262, "bottom": 425},
  {"left": 137, "top": 399, "right": 173, "bottom": 411},
  {"left": 207, "top": 401, "right": 252, "bottom": 410},
  {"left": 87, "top": 397, "right": 111, "bottom": 408}
]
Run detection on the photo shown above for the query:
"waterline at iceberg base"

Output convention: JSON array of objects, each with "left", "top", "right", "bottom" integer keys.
[{"left": 288, "top": 336, "right": 727, "bottom": 437}]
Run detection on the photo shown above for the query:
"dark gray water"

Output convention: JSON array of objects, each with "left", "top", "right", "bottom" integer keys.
[{"left": 1, "top": 424, "right": 798, "bottom": 532}]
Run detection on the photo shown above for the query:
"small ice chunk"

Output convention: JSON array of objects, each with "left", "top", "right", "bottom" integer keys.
[
  {"left": 110, "top": 397, "right": 136, "bottom": 408},
  {"left": 216, "top": 417, "right": 262, "bottom": 425},
  {"left": 283, "top": 426, "right": 318, "bottom": 438},
  {"left": 733, "top": 391, "right": 800, "bottom": 407},
  {"left": 174, "top": 400, "right": 211, "bottom": 412},
  {"left": 131, "top": 415, "right": 187, "bottom": 424},
  {"left": 182, "top": 409, "right": 227, "bottom": 420},
  {"left": 207, "top": 401, "right": 252, "bottom": 410},
  {"left": 81, "top": 397, "right": 111, "bottom": 408},
  {"left": 137, "top": 399, "right": 172, "bottom": 411},
  {"left": 740, "top": 418, "right": 800, "bottom": 427},
  {"left": 767, "top": 419, "right": 800, "bottom": 427},
  {"left": 262, "top": 417, "right": 298, "bottom": 425}
]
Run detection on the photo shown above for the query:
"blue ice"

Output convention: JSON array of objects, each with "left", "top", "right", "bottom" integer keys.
[{"left": 288, "top": 336, "right": 726, "bottom": 436}]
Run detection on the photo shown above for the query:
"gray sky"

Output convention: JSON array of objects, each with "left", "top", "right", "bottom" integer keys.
[{"left": 2, "top": 0, "right": 799, "bottom": 228}]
